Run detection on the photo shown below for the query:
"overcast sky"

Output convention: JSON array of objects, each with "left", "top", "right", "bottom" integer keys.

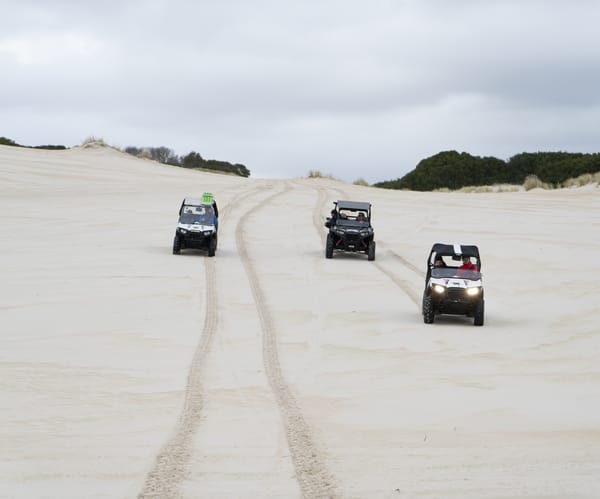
[{"left": 1, "top": 0, "right": 599, "bottom": 182}]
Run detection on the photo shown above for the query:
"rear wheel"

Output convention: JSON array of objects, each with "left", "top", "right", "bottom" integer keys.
[
  {"left": 172, "top": 234, "right": 181, "bottom": 254},
  {"left": 474, "top": 299, "right": 484, "bottom": 326},
  {"left": 325, "top": 233, "right": 334, "bottom": 259},
  {"left": 367, "top": 240, "right": 376, "bottom": 261},
  {"left": 423, "top": 294, "right": 435, "bottom": 324}
]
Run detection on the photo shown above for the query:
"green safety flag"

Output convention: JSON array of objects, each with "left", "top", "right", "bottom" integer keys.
[{"left": 202, "top": 192, "right": 213, "bottom": 204}]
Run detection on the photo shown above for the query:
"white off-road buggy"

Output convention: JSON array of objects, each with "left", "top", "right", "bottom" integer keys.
[
  {"left": 172, "top": 192, "right": 219, "bottom": 257},
  {"left": 422, "top": 243, "right": 485, "bottom": 326}
]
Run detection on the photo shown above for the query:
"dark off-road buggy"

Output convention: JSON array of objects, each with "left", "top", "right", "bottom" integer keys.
[
  {"left": 324, "top": 200, "right": 376, "bottom": 261},
  {"left": 172, "top": 193, "right": 219, "bottom": 257},
  {"left": 422, "top": 243, "right": 485, "bottom": 326}
]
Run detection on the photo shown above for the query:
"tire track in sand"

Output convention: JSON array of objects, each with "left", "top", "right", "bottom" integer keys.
[
  {"left": 236, "top": 183, "right": 339, "bottom": 499},
  {"left": 137, "top": 183, "right": 271, "bottom": 499},
  {"left": 137, "top": 258, "right": 217, "bottom": 499},
  {"left": 374, "top": 259, "right": 421, "bottom": 306},
  {"left": 314, "top": 183, "right": 422, "bottom": 307},
  {"left": 310, "top": 183, "right": 330, "bottom": 246},
  {"left": 373, "top": 247, "right": 423, "bottom": 308}
]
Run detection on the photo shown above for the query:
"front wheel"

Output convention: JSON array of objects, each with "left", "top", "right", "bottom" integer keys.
[
  {"left": 474, "top": 299, "right": 484, "bottom": 326},
  {"left": 207, "top": 236, "right": 217, "bottom": 257},
  {"left": 325, "top": 233, "right": 334, "bottom": 259},
  {"left": 367, "top": 240, "right": 376, "bottom": 261},
  {"left": 423, "top": 294, "right": 434, "bottom": 324},
  {"left": 172, "top": 234, "right": 181, "bottom": 254}
]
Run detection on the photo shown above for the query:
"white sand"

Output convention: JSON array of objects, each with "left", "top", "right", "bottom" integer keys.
[{"left": 1, "top": 144, "right": 599, "bottom": 499}]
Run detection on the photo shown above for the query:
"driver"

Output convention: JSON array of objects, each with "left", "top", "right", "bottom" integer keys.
[{"left": 434, "top": 256, "right": 446, "bottom": 268}]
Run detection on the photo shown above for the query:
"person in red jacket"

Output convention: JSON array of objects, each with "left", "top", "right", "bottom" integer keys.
[{"left": 458, "top": 255, "right": 477, "bottom": 271}]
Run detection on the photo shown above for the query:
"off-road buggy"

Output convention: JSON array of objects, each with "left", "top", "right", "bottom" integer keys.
[
  {"left": 422, "top": 243, "right": 484, "bottom": 326},
  {"left": 172, "top": 192, "right": 218, "bottom": 257},
  {"left": 324, "top": 200, "right": 375, "bottom": 261}
]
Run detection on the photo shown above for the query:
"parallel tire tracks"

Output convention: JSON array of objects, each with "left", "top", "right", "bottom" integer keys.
[
  {"left": 137, "top": 183, "right": 272, "bottom": 498},
  {"left": 138, "top": 181, "right": 419, "bottom": 498},
  {"left": 236, "top": 185, "right": 339, "bottom": 499}
]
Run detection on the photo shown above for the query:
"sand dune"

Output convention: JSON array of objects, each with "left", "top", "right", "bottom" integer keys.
[{"left": 1, "top": 144, "right": 599, "bottom": 498}]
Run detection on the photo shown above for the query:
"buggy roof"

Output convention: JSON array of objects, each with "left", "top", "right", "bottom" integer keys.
[
  {"left": 430, "top": 243, "right": 480, "bottom": 259},
  {"left": 335, "top": 200, "right": 371, "bottom": 211},
  {"left": 183, "top": 197, "right": 213, "bottom": 206}
]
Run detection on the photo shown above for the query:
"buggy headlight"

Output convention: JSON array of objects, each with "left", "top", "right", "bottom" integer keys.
[
  {"left": 335, "top": 228, "right": 345, "bottom": 234},
  {"left": 433, "top": 284, "right": 445, "bottom": 294},
  {"left": 203, "top": 230, "right": 213, "bottom": 236},
  {"left": 466, "top": 287, "right": 480, "bottom": 296},
  {"left": 179, "top": 228, "right": 188, "bottom": 234}
]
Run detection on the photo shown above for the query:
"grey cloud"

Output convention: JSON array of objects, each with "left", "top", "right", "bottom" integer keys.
[{"left": 2, "top": 0, "right": 600, "bottom": 182}]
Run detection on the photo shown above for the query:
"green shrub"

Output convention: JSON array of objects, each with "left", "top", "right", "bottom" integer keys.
[{"left": 0, "top": 136, "right": 19, "bottom": 146}]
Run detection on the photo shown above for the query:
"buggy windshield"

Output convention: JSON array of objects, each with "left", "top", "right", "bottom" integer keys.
[
  {"left": 431, "top": 267, "right": 481, "bottom": 281},
  {"left": 336, "top": 209, "right": 370, "bottom": 226},
  {"left": 179, "top": 205, "right": 214, "bottom": 225}
]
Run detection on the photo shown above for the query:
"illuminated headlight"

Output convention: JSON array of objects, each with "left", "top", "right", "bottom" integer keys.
[
  {"left": 466, "top": 287, "right": 480, "bottom": 296},
  {"left": 179, "top": 228, "right": 188, "bottom": 234},
  {"left": 433, "top": 284, "right": 446, "bottom": 294},
  {"left": 203, "top": 230, "right": 213, "bottom": 236}
]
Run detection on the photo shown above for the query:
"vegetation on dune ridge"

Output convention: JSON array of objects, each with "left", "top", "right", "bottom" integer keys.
[
  {"left": 95, "top": 137, "right": 251, "bottom": 177},
  {"left": 4, "top": 135, "right": 600, "bottom": 188},
  {"left": 1, "top": 135, "right": 251, "bottom": 178},
  {"left": 306, "top": 171, "right": 376, "bottom": 187},
  {"left": 374, "top": 150, "right": 600, "bottom": 191},
  {"left": 1, "top": 136, "right": 66, "bottom": 150},
  {"left": 306, "top": 170, "right": 338, "bottom": 180}
]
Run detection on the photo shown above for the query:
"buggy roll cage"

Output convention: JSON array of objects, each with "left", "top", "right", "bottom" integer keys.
[
  {"left": 332, "top": 200, "right": 372, "bottom": 220},
  {"left": 425, "top": 243, "right": 482, "bottom": 281}
]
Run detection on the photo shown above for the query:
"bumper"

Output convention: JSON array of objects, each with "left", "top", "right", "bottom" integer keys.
[
  {"left": 431, "top": 288, "right": 482, "bottom": 314},
  {"left": 334, "top": 235, "right": 370, "bottom": 252},
  {"left": 177, "top": 230, "right": 215, "bottom": 249}
]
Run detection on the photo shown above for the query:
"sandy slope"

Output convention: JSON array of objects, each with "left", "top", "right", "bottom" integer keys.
[{"left": 1, "top": 144, "right": 599, "bottom": 499}]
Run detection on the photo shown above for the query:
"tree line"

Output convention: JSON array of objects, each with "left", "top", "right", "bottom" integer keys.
[
  {"left": 374, "top": 151, "right": 600, "bottom": 191},
  {"left": 0, "top": 136, "right": 66, "bottom": 150},
  {"left": 0, "top": 136, "right": 250, "bottom": 177},
  {"left": 124, "top": 147, "right": 250, "bottom": 178}
]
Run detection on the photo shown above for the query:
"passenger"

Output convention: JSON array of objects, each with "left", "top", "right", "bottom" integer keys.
[
  {"left": 326, "top": 209, "right": 338, "bottom": 228},
  {"left": 458, "top": 255, "right": 477, "bottom": 271},
  {"left": 205, "top": 205, "right": 218, "bottom": 229},
  {"left": 357, "top": 212, "right": 366, "bottom": 222}
]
